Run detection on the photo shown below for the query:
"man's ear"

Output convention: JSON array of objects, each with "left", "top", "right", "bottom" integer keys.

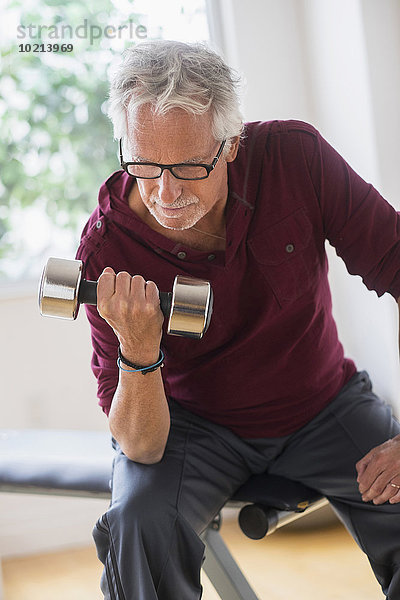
[{"left": 225, "top": 135, "right": 241, "bottom": 163}]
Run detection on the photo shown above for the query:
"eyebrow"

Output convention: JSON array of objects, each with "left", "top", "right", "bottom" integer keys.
[{"left": 132, "top": 149, "right": 213, "bottom": 164}]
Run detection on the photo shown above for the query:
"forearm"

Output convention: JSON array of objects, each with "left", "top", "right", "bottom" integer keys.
[
  {"left": 109, "top": 367, "right": 170, "bottom": 464},
  {"left": 96, "top": 269, "right": 169, "bottom": 464}
]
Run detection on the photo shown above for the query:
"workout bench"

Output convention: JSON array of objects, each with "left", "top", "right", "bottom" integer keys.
[{"left": 0, "top": 429, "right": 327, "bottom": 600}]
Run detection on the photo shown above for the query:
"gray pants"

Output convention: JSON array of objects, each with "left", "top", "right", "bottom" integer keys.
[{"left": 93, "top": 372, "right": 400, "bottom": 599}]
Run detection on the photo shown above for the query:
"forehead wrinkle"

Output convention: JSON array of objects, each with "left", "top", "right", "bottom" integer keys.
[
  {"left": 127, "top": 106, "right": 215, "bottom": 164},
  {"left": 131, "top": 147, "right": 213, "bottom": 164}
]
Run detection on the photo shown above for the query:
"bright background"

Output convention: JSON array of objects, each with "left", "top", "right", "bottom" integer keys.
[{"left": 0, "top": 0, "right": 400, "bottom": 560}]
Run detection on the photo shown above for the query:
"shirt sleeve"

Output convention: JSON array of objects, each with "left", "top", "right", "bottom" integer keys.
[
  {"left": 75, "top": 244, "right": 119, "bottom": 416},
  {"left": 305, "top": 128, "right": 400, "bottom": 299},
  {"left": 84, "top": 303, "right": 118, "bottom": 416}
]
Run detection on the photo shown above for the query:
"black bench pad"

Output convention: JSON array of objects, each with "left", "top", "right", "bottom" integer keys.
[
  {"left": 232, "top": 473, "right": 323, "bottom": 512},
  {"left": 0, "top": 429, "right": 322, "bottom": 509},
  {"left": 0, "top": 429, "right": 113, "bottom": 497}
]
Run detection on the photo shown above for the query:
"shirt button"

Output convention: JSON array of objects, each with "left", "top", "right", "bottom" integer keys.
[
  {"left": 96, "top": 220, "right": 102, "bottom": 229},
  {"left": 208, "top": 254, "right": 216, "bottom": 261},
  {"left": 285, "top": 243, "right": 295, "bottom": 253},
  {"left": 177, "top": 251, "right": 187, "bottom": 260}
]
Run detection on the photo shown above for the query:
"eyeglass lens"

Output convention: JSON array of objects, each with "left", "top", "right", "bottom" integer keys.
[{"left": 127, "top": 164, "right": 209, "bottom": 180}]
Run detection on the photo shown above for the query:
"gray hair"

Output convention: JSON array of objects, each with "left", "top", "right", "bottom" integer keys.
[{"left": 107, "top": 40, "right": 244, "bottom": 148}]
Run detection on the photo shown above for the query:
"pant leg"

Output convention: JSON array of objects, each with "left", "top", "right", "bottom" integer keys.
[
  {"left": 265, "top": 371, "right": 400, "bottom": 599},
  {"left": 92, "top": 399, "right": 268, "bottom": 600}
]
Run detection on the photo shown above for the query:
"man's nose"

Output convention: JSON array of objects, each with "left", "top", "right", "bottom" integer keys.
[{"left": 157, "top": 169, "right": 183, "bottom": 204}]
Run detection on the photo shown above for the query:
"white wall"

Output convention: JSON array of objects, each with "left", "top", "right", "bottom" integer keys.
[
  {"left": 0, "top": 288, "right": 109, "bottom": 559},
  {"left": 0, "top": 287, "right": 106, "bottom": 430},
  {"left": 362, "top": 0, "right": 400, "bottom": 205},
  {"left": 207, "top": 0, "right": 400, "bottom": 407}
]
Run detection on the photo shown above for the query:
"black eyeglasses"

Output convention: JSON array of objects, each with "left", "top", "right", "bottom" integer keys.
[{"left": 119, "top": 139, "right": 226, "bottom": 181}]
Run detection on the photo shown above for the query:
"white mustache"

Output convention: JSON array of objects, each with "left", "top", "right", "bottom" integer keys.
[
  {"left": 157, "top": 203, "right": 190, "bottom": 209},
  {"left": 153, "top": 197, "right": 199, "bottom": 209}
]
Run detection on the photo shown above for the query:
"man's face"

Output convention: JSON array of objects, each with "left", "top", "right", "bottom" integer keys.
[{"left": 126, "top": 106, "right": 238, "bottom": 231}]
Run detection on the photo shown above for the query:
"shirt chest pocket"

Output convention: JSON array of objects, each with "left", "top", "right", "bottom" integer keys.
[{"left": 248, "top": 208, "right": 317, "bottom": 307}]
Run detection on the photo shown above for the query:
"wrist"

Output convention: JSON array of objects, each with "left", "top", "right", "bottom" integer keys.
[
  {"left": 117, "top": 347, "right": 164, "bottom": 375},
  {"left": 119, "top": 342, "right": 160, "bottom": 366},
  {"left": 121, "top": 354, "right": 161, "bottom": 367}
]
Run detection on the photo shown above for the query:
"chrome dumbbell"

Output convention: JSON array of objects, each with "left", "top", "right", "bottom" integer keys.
[{"left": 38, "top": 257, "right": 213, "bottom": 339}]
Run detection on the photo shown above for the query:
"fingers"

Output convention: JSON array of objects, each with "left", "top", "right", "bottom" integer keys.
[
  {"left": 356, "top": 435, "right": 400, "bottom": 504},
  {"left": 358, "top": 469, "right": 400, "bottom": 504},
  {"left": 97, "top": 267, "right": 116, "bottom": 303},
  {"left": 359, "top": 469, "right": 386, "bottom": 502},
  {"left": 129, "top": 274, "right": 148, "bottom": 305},
  {"left": 96, "top": 268, "right": 163, "bottom": 360},
  {"left": 366, "top": 481, "right": 400, "bottom": 505},
  {"left": 363, "top": 477, "right": 397, "bottom": 505},
  {"left": 144, "top": 280, "right": 160, "bottom": 303},
  {"left": 356, "top": 457, "right": 382, "bottom": 495},
  {"left": 389, "top": 487, "right": 400, "bottom": 504},
  {"left": 356, "top": 449, "right": 384, "bottom": 497},
  {"left": 97, "top": 270, "right": 159, "bottom": 314},
  {"left": 115, "top": 271, "right": 132, "bottom": 296},
  {"left": 355, "top": 452, "right": 370, "bottom": 480}
]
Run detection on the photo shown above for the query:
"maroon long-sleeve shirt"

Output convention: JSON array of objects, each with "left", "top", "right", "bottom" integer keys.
[{"left": 76, "top": 120, "right": 400, "bottom": 437}]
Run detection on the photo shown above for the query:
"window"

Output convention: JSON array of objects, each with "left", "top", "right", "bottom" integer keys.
[{"left": 0, "top": 0, "right": 209, "bottom": 283}]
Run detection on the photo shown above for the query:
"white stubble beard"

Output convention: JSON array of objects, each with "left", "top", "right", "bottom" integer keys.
[{"left": 146, "top": 190, "right": 208, "bottom": 231}]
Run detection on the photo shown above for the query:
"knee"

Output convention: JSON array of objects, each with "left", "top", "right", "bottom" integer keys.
[{"left": 109, "top": 483, "right": 175, "bottom": 534}]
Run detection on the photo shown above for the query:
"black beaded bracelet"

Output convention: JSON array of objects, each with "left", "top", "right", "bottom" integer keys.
[{"left": 117, "top": 347, "right": 164, "bottom": 375}]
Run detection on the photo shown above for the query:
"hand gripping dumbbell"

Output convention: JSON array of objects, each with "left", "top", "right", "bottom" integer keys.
[{"left": 38, "top": 257, "right": 213, "bottom": 339}]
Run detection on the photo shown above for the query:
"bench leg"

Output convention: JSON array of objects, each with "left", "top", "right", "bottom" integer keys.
[{"left": 201, "top": 515, "right": 260, "bottom": 600}]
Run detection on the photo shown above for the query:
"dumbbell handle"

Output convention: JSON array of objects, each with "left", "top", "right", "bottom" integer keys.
[{"left": 78, "top": 279, "right": 173, "bottom": 317}]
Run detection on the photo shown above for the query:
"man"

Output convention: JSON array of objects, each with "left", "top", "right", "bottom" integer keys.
[{"left": 76, "top": 40, "right": 400, "bottom": 598}]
